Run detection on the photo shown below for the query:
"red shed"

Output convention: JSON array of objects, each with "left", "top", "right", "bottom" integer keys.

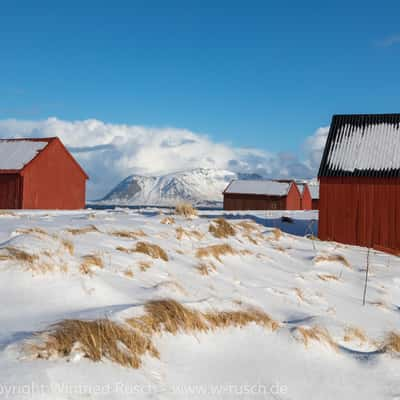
[
  {"left": 309, "top": 185, "right": 319, "bottom": 210},
  {"left": 223, "top": 179, "right": 301, "bottom": 210},
  {"left": 296, "top": 183, "right": 312, "bottom": 210},
  {"left": 0, "top": 137, "right": 88, "bottom": 209},
  {"left": 318, "top": 114, "right": 400, "bottom": 253}
]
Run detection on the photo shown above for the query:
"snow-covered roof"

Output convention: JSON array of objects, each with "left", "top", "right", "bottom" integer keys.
[
  {"left": 296, "top": 183, "right": 307, "bottom": 195},
  {"left": 0, "top": 140, "right": 49, "bottom": 171},
  {"left": 319, "top": 114, "right": 400, "bottom": 177},
  {"left": 224, "top": 180, "right": 291, "bottom": 196},
  {"left": 308, "top": 185, "right": 319, "bottom": 200}
]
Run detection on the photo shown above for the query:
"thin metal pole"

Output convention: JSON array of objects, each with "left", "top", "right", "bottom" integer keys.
[{"left": 362, "top": 247, "right": 370, "bottom": 306}]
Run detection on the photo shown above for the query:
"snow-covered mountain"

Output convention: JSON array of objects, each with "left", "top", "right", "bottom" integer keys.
[{"left": 99, "top": 168, "right": 262, "bottom": 206}]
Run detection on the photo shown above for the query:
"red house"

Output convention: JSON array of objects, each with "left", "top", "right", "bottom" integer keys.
[
  {"left": 0, "top": 137, "right": 88, "bottom": 209},
  {"left": 223, "top": 179, "right": 301, "bottom": 210},
  {"left": 318, "top": 114, "right": 400, "bottom": 253},
  {"left": 296, "top": 183, "right": 312, "bottom": 210},
  {"left": 309, "top": 185, "right": 319, "bottom": 210}
]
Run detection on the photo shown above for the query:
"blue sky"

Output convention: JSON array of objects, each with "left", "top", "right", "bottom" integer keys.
[{"left": 1, "top": 1, "right": 400, "bottom": 197}]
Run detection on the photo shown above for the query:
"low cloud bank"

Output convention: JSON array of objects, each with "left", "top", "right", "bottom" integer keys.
[{"left": 0, "top": 118, "right": 329, "bottom": 199}]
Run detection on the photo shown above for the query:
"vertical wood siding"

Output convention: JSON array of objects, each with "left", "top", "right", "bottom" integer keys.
[
  {"left": 319, "top": 177, "right": 400, "bottom": 252},
  {"left": 0, "top": 174, "right": 22, "bottom": 209},
  {"left": 21, "top": 139, "right": 86, "bottom": 209}
]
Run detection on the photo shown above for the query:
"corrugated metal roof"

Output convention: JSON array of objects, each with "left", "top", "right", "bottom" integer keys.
[
  {"left": 224, "top": 180, "right": 291, "bottom": 196},
  {"left": 0, "top": 139, "right": 49, "bottom": 171},
  {"left": 319, "top": 114, "right": 400, "bottom": 177}
]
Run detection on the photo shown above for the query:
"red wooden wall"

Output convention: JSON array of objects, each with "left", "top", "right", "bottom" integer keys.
[
  {"left": 300, "top": 185, "right": 312, "bottom": 210},
  {"left": 319, "top": 177, "right": 400, "bottom": 251},
  {"left": 223, "top": 193, "right": 286, "bottom": 210},
  {"left": 21, "top": 139, "right": 87, "bottom": 209},
  {"left": 223, "top": 184, "right": 302, "bottom": 211},
  {"left": 312, "top": 199, "right": 319, "bottom": 210},
  {"left": 285, "top": 184, "right": 302, "bottom": 210},
  {"left": 0, "top": 174, "right": 22, "bottom": 209}
]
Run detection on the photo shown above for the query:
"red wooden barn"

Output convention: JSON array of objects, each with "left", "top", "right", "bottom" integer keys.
[
  {"left": 318, "top": 113, "right": 400, "bottom": 253},
  {"left": 296, "top": 183, "right": 312, "bottom": 210},
  {"left": 223, "top": 179, "right": 301, "bottom": 210},
  {"left": 309, "top": 184, "right": 319, "bottom": 210},
  {"left": 0, "top": 137, "right": 88, "bottom": 209}
]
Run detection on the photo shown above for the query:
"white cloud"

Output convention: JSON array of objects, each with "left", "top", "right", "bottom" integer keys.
[{"left": 0, "top": 117, "right": 328, "bottom": 199}]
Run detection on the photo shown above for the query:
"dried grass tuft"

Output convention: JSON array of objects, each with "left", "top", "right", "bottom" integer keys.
[
  {"left": 134, "top": 241, "right": 168, "bottom": 261},
  {"left": 160, "top": 216, "right": 175, "bottom": 225},
  {"left": 384, "top": 332, "right": 400, "bottom": 354},
  {"left": 176, "top": 226, "right": 203, "bottom": 241},
  {"left": 196, "top": 262, "right": 216, "bottom": 276},
  {"left": 66, "top": 225, "right": 99, "bottom": 235},
  {"left": 203, "top": 308, "right": 279, "bottom": 331},
  {"left": 196, "top": 243, "right": 237, "bottom": 262},
  {"left": 138, "top": 260, "right": 152, "bottom": 271},
  {"left": 314, "top": 254, "right": 351, "bottom": 268},
  {"left": 17, "top": 227, "right": 48, "bottom": 236},
  {"left": 294, "top": 326, "right": 337, "bottom": 350},
  {"left": 124, "top": 269, "right": 134, "bottom": 278},
  {"left": 129, "top": 299, "right": 208, "bottom": 335},
  {"left": 61, "top": 239, "right": 74, "bottom": 255},
  {"left": 80, "top": 254, "right": 104, "bottom": 275},
  {"left": 110, "top": 230, "right": 146, "bottom": 239},
  {"left": 343, "top": 327, "right": 368, "bottom": 343},
  {"left": 269, "top": 228, "right": 282, "bottom": 241},
  {"left": 0, "top": 247, "right": 39, "bottom": 264},
  {"left": 209, "top": 218, "right": 236, "bottom": 238},
  {"left": 174, "top": 202, "right": 198, "bottom": 218},
  {"left": 236, "top": 220, "right": 259, "bottom": 232},
  {"left": 317, "top": 274, "right": 339, "bottom": 282},
  {"left": 28, "top": 319, "right": 158, "bottom": 369},
  {"left": 28, "top": 299, "right": 278, "bottom": 369}
]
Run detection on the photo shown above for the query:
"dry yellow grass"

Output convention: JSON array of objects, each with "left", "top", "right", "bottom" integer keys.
[
  {"left": 384, "top": 332, "right": 400, "bottom": 354},
  {"left": 29, "top": 299, "right": 278, "bottom": 369},
  {"left": 294, "top": 326, "right": 337, "bottom": 350},
  {"left": 209, "top": 218, "right": 236, "bottom": 238},
  {"left": 344, "top": 327, "right": 368, "bottom": 343},
  {"left": 0, "top": 247, "right": 39, "bottom": 264},
  {"left": 124, "top": 269, "right": 134, "bottom": 278},
  {"left": 138, "top": 260, "right": 152, "bottom": 271},
  {"left": 61, "top": 239, "right": 74, "bottom": 255},
  {"left": 134, "top": 241, "right": 168, "bottom": 261},
  {"left": 293, "top": 287, "right": 305, "bottom": 301},
  {"left": 236, "top": 220, "right": 259, "bottom": 232},
  {"left": 317, "top": 274, "right": 339, "bottom": 282},
  {"left": 66, "top": 225, "right": 99, "bottom": 235},
  {"left": 243, "top": 234, "right": 258, "bottom": 245},
  {"left": 160, "top": 216, "right": 175, "bottom": 225},
  {"left": 203, "top": 308, "right": 279, "bottom": 331},
  {"left": 175, "top": 226, "right": 203, "bottom": 240},
  {"left": 110, "top": 229, "right": 146, "bottom": 239},
  {"left": 266, "top": 228, "right": 282, "bottom": 241},
  {"left": 80, "top": 254, "right": 104, "bottom": 275},
  {"left": 129, "top": 299, "right": 209, "bottom": 335},
  {"left": 196, "top": 243, "right": 237, "bottom": 262},
  {"left": 28, "top": 319, "right": 158, "bottom": 369},
  {"left": 128, "top": 299, "right": 278, "bottom": 336},
  {"left": 196, "top": 262, "right": 216, "bottom": 276},
  {"left": 116, "top": 245, "right": 130, "bottom": 253},
  {"left": 174, "top": 202, "right": 198, "bottom": 218},
  {"left": 314, "top": 254, "right": 351, "bottom": 268},
  {"left": 17, "top": 227, "right": 48, "bottom": 236}
]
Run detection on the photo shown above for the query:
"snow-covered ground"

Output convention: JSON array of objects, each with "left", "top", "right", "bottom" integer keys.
[{"left": 0, "top": 209, "right": 399, "bottom": 399}]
